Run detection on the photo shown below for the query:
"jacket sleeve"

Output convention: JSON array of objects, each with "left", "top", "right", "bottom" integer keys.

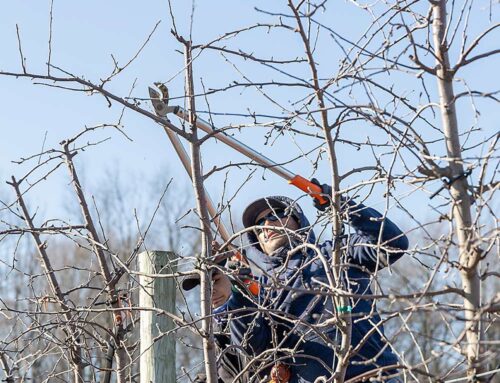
[
  {"left": 226, "top": 278, "right": 272, "bottom": 355},
  {"left": 341, "top": 200, "right": 409, "bottom": 271}
]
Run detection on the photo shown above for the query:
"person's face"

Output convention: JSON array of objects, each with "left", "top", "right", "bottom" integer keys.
[
  {"left": 211, "top": 272, "right": 232, "bottom": 308},
  {"left": 254, "top": 207, "right": 299, "bottom": 255}
]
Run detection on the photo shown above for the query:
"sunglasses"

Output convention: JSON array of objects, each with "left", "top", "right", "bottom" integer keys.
[{"left": 255, "top": 208, "right": 291, "bottom": 226}]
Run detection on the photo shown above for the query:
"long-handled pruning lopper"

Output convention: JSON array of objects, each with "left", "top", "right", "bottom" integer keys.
[{"left": 148, "top": 84, "right": 329, "bottom": 295}]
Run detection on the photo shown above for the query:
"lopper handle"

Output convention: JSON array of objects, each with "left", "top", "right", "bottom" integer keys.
[
  {"left": 245, "top": 278, "right": 260, "bottom": 296},
  {"left": 289, "top": 175, "right": 329, "bottom": 206}
]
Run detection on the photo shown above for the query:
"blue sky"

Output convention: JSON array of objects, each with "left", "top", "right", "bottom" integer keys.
[{"left": 0, "top": 1, "right": 497, "bottom": 235}]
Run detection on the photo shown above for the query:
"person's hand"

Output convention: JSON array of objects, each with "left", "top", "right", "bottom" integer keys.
[
  {"left": 226, "top": 259, "right": 252, "bottom": 277},
  {"left": 311, "top": 178, "right": 332, "bottom": 211},
  {"left": 311, "top": 179, "right": 355, "bottom": 218},
  {"left": 211, "top": 242, "right": 259, "bottom": 298},
  {"left": 212, "top": 240, "right": 221, "bottom": 254},
  {"left": 211, "top": 271, "right": 232, "bottom": 308}
]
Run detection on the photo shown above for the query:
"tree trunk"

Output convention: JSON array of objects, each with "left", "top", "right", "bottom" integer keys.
[
  {"left": 431, "top": 1, "right": 482, "bottom": 380},
  {"left": 183, "top": 39, "right": 218, "bottom": 383}
]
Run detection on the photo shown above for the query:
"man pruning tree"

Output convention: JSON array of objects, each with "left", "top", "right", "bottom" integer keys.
[
  {"left": 150, "top": 85, "right": 408, "bottom": 382},
  {"left": 208, "top": 182, "right": 408, "bottom": 383}
]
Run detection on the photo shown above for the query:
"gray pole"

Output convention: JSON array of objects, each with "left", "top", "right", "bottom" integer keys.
[{"left": 139, "top": 251, "right": 177, "bottom": 383}]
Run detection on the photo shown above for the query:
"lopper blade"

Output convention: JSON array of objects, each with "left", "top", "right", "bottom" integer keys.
[{"left": 148, "top": 85, "right": 169, "bottom": 116}]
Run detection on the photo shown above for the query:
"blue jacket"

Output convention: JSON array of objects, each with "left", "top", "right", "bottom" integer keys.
[{"left": 227, "top": 197, "right": 408, "bottom": 382}]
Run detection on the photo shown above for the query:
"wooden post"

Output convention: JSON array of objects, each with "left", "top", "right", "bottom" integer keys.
[{"left": 139, "top": 251, "right": 177, "bottom": 383}]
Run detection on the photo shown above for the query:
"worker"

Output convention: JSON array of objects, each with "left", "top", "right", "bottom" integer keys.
[{"left": 220, "top": 183, "right": 408, "bottom": 382}]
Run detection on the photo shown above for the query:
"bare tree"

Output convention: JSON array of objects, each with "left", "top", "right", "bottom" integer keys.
[
  {"left": 0, "top": 153, "right": 201, "bottom": 382},
  {"left": 1, "top": 1, "right": 498, "bottom": 382}
]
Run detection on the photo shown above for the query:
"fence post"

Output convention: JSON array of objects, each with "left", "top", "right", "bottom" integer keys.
[{"left": 139, "top": 251, "right": 177, "bottom": 383}]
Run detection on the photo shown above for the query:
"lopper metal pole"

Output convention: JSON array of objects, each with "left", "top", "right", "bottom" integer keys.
[
  {"left": 169, "top": 106, "right": 327, "bottom": 205},
  {"left": 162, "top": 126, "right": 233, "bottom": 243}
]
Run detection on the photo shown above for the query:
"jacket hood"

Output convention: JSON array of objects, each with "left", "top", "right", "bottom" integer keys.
[{"left": 242, "top": 196, "right": 315, "bottom": 254}]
